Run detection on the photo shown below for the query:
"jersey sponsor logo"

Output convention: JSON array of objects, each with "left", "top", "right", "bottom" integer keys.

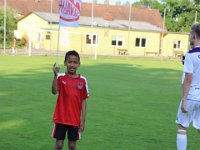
[
  {"left": 77, "top": 82, "right": 83, "bottom": 89},
  {"left": 62, "top": 81, "right": 67, "bottom": 85}
]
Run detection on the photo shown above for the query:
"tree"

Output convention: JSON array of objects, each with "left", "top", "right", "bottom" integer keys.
[
  {"left": 132, "top": 0, "right": 164, "bottom": 10},
  {"left": 163, "top": 0, "right": 200, "bottom": 32},
  {"left": 0, "top": 7, "right": 17, "bottom": 48},
  {"left": 132, "top": 0, "right": 200, "bottom": 32},
  {"left": 193, "top": 0, "right": 200, "bottom": 4}
]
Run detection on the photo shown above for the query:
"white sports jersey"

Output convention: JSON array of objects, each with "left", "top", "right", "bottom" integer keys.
[{"left": 182, "top": 47, "right": 200, "bottom": 101}]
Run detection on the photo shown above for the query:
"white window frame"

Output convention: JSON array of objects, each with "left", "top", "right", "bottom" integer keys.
[
  {"left": 111, "top": 36, "right": 123, "bottom": 47},
  {"left": 86, "top": 34, "right": 98, "bottom": 45},
  {"left": 135, "top": 37, "right": 146, "bottom": 48},
  {"left": 173, "top": 40, "right": 182, "bottom": 50},
  {"left": 37, "top": 32, "right": 45, "bottom": 42}
]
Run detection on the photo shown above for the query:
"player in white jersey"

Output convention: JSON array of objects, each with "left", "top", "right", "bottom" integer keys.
[{"left": 176, "top": 24, "right": 200, "bottom": 150}]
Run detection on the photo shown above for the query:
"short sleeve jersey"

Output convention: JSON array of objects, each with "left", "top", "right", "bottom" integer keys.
[
  {"left": 182, "top": 47, "right": 200, "bottom": 101},
  {"left": 52, "top": 73, "right": 89, "bottom": 126}
]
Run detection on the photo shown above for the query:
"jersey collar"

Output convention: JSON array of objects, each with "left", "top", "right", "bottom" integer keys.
[
  {"left": 189, "top": 47, "right": 200, "bottom": 53},
  {"left": 66, "top": 72, "right": 80, "bottom": 79}
]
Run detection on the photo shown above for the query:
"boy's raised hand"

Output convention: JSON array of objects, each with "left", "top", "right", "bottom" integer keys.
[{"left": 53, "top": 63, "right": 60, "bottom": 76}]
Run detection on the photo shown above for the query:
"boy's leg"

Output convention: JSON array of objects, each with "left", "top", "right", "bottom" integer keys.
[
  {"left": 67, "top": 126, "right": 79, "bottom": 150},
  {"left": 177, "top": 124, "right": 187, "bottom": 150},
  {"left": 52, "top": 123, "right": 67, "bottom": 150},
  {"left": 176, "top": 100, "right": 195, "bottom": 150},
  {"left": 193, "top": 103, "right": 200, "bottom": 134},
  {"left": 68, "top": 141, "right": 76, "bottom": 150},
  {"left": 54, "top": 140, "right": 64, "bottom": 150}
]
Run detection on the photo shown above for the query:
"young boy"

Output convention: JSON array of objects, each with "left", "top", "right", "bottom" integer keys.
[{"left": 51, "top": 50, "right": 89, "bottom": 150}]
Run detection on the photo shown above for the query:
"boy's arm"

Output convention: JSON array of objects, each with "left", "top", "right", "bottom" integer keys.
[
  {"left": 181, "top": 72, "right": 192, "bottom": 113},
  {"left": 51, "top": 76, "right": 58, "bottom": 94},
  {"left": 80, "top": 99, "right": 87, "bottom": 132},
  {"left": 51, "top": 63, "right": 59, "bottom": 95}
]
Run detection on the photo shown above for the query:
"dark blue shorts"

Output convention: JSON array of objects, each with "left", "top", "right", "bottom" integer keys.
[{"left": 52, "top": 123, "right": 80, "bottom": 141}]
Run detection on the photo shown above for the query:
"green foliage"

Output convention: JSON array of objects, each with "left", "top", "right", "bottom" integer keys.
[
  {"left": 193, "top": 0, "right": 200, "bottom": 4},
  {"left": 132, "top": 0, "right": 152, "bottom": 7},
  {"left": 17, "top": 38, "right": 26, "bottom": 49},
  {"left": 132, "top": 0, "right": 200, "bottom": 32},
  {"left": 0, "top": 7, "right": 17, "bottom": 48},
  {"left": 133, "top": 0, "right": 164, "bottom": 11},
  {"left": 163, "top": 0, "right": 199, "bottom": 32}
]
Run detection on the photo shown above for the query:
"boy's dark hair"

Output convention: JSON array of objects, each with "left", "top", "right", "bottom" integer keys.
[
  {"left": 191, "top": 24, "right": 200, "bottom": 39},
  {"left": 64, "top": 50, "right": 80, "bottom": 63}
]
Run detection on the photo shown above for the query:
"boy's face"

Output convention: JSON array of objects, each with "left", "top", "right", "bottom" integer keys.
[{"left": 64, "top": 55, "right": 80, "bottom": 75}]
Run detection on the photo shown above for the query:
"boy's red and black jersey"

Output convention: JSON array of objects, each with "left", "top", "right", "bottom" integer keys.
[{"left": 52, "top": 73, "right": 89, "bottom": 126}]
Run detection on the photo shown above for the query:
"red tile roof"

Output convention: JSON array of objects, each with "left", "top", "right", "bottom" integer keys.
[
  {"left": 0, "top": 0, "right": 163, "bottom": 28},
  {"left": 0, "top": 0, "right": 59, "bottom": 15}
]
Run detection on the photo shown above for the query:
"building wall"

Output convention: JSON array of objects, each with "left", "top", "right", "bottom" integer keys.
[
  {"left": 162, "top": 33, "right": 189, "bottom": 56},
  {"left": 18, "top": 13, "right": 49, "bottom": 42},
  {"left": 53, "top": 27, "right": 162, "bottom": 55},
  {"left": 128, "top": 31, "right": 160, "bottom": 55},
  {"left": 17, "top": 13, "right": 189, "bottom": 56}
]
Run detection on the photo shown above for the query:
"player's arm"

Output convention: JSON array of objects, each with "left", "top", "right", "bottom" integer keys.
[
  {"left": 80, "top": 99, "right": 87, "bottom": 132},
  {"left": 181, "top": 72, "right": 192, "bottom": 113},
  {"left": 51, "top": 63, "right": 59, "bottom": 95}
]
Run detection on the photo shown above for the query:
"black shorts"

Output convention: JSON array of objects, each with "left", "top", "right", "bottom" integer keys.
[{"left": 52, "top": 123, "right": 80, "bottom": 141}]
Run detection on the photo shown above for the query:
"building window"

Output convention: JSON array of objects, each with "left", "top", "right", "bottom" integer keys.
[
  {"left": 135, "top": 38, "right": 146, "bottom": 47},
  {"left": 112, "top": 36, "right": 123, "bottom": 46},
  {"left": 174, "top": 40, "right": 181, "bottom": 50},
  {"left": 86, "top": 34, "right": 98, "bottom": 45},
  {"left": 46, "top": 32, "right": 51, "bottom": 40}
]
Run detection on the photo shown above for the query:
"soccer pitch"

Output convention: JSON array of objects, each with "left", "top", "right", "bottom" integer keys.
[{"left": 0, "top": 55, "right": 199, "bottom": 150}]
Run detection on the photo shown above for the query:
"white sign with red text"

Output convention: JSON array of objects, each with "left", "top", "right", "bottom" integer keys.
[{"left": 59, "top": 0, "right": 82, "bottom": 27}]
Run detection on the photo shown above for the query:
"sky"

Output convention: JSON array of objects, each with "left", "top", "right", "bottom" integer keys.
[{"left": 82, "top": 0, "right": 140, "bottom": 5}]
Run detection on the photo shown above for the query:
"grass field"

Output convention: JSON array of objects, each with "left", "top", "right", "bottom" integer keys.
[{"left": 0, "top": 54, "right": 199, "bottom": 150}]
